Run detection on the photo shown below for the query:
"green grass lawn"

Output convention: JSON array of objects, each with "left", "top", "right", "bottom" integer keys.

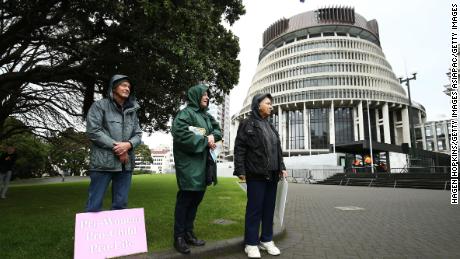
[{"left": 0, "top": 174, "right": 246, "bottom": 259}]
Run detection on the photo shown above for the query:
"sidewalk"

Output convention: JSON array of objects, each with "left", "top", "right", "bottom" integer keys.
[{"left": 135, "top": 184, "right": 460, "bottom": 258}]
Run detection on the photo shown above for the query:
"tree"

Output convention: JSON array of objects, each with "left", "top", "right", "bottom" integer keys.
[
  {"left": 1, "top": 118, "right": 50, "bottom": 178},
  {"left": 135, "top": 144, "right": 153, "bottom": 164},
  {"left": 0, "top": 0, "right": 245, "bottom": 140},
  {"left": 48, "top": 128, "right": 90, "bottom": 176}
]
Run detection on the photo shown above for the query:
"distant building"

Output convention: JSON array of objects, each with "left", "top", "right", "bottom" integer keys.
[
  {"left": 208, "top": 94, "right": 231, "bottom": 160},
  {"left": 229, "top": 7, "right": 452, "bottom": 171},
  {"left": 133, "top": 145, "right": 174, "bottom": 173},
  {"left": 231, "top": 7, "right": 426, "bottom": 155},
  {"left": 415, "top": 119, "right": 451, "bottom": 154},
  {"left": 134, "top": 150, "right": 154, "bottom": 172},
  {"left": 151, "top": 147, "right": 173, "bottom": 174},
  {"left": 222, "top": 94, "right": 231, "bottom": 155}
]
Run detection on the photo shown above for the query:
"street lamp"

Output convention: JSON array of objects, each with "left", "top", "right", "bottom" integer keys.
[{"left": 399, "top": 73, "right": 417, "bottom": 150}]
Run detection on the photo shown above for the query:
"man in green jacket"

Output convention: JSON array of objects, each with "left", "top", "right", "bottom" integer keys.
[
  {"left": 171, "top": 84, "right": 222, "bottom": 254},
  {"left": 85, "top": 74, "right": 142, "bottom": 212}
]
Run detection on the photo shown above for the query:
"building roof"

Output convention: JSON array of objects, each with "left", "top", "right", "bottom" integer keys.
[{"left": 260, "top": 7, "right": 380, "bottom": 60}]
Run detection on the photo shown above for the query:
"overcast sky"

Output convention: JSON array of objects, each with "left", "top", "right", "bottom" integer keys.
[
  {"left": 229, "top": 0, "right": 451, "bottom": 119},
  {"left": 144, "top": 0, "right": 452, "bottom": 148}
]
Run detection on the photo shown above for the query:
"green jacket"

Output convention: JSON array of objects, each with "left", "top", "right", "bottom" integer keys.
[
  {"left": 86, "top": 75, "right": 142, "bottom": 171},
  {"left": 172, "top": 84, "right": 222, "bottom": 191}
]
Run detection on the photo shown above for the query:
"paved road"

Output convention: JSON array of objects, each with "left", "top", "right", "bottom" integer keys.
[{"left": 217, "top": 184, "right": 460, "bottom": 259}]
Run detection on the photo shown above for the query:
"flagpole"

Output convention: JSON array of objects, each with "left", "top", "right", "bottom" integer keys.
[{"left": 366, "top": 99, "right": 374, "bottom": 174}]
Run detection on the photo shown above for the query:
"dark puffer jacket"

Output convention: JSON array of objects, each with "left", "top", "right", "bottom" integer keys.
[{"left": 233, "top": 93, "right": 286, "bottom": 180}]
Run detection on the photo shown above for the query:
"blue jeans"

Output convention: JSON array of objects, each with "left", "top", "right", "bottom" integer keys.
[
  {"left": 85, "top": 170, "right": 132, "bottom": 212},
  {"left": 244, "top": 180, "right": 278, "bottom": 245}
]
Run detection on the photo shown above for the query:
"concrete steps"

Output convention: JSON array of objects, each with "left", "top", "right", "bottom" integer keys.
[{"left": 316, "top": 172, "right": 451, "bottom": 190}]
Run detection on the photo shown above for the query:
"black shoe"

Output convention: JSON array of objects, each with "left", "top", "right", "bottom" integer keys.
[
  {"left": 174, "top": 236, "right": 191, "bottom": 254},
  {"left": 185, "top": 232, "right": 206, "bottom": 246}
]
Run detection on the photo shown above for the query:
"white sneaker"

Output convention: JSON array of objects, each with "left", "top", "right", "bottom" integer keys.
[
  {"left": 259, "top": 241, "right": 281, "bottom": 256},
  {"left": 244, "top": 245, "right": 261, "bottom": 258}
]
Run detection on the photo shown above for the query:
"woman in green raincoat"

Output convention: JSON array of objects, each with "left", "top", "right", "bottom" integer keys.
[{"left": 171, "top": 84, "right": 222, "bottom": 254}]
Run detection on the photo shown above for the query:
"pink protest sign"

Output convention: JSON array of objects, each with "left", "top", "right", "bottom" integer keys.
[{"left": 74, "top": 208, "right": 148, "bottom": 259}]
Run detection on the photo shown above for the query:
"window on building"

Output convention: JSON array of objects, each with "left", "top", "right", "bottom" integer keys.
[
  {"left": 287, "top": 110, "right": 304, "bottom": 149},
  {"left": 410, "top": 108, "right": 420, "bottom": 124},
  {"left": 416, "top": 140, "right": 424, "bottom": 149},
  {"left": 436, "top": 125, "right": 444, "bottom": 137},
  {"left": 437, "top": 140, "right": 446, "bottom": 151},
  {"left": 378, "top": 109, "right": 383, "bottom": 119},
  {"left": 363, "top": 107, "right": 378, "bottom": 142},
  {"left": 415, "top": 128, "right": 423, "bottom": 140},
  {"left": 335, "top": 107, "right": 354, "bottom": 144},
  {"left": 270, "top": 113, "right": 279, "bottom": 131},
  {"left": 379, "top": 125, "right": 385, "bottom": 142},
  {"left": 426, "top": 140, "right": 433, "bottom": 151},
  {"left": 297, "top": 35, "right": 308, "bottom": 41},
  {"left": 396, "top": 110, "right": 402, "bottom": 122},
  {"left": 310, "top": 108, "right": 329, "bottom": 149}
]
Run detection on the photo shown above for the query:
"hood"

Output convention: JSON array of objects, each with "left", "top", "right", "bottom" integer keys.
[
  {"left": 251, "top": 93, "right": 273, "bottom": 120},
  {"left": 108, "top": 74, "right": 136, "bottom": 106},
  {"left": 187, "top": 84, "right": 210, "bottom": 111}
]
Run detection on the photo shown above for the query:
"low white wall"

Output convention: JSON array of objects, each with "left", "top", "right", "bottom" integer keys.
[
  {"left": 283, "top": 153, "right": 340, "bottom": 168},
  {"left": 217, "top": 162, "right": 235, "bottom": 178},
  {"left": 218, "top": 153, "right": 344, "bottom": 180},
  {"left": 389, "top": 152, "right": 408, "bottom": 172}
]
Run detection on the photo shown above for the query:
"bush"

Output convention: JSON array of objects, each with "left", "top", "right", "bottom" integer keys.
[{"left": 133, "top": 170, "right": 152, "bottom": 175}]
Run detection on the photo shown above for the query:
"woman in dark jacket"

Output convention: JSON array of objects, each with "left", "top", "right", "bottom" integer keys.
[{"left": 234, "top": 93, "right": 287, "bottom": 258}]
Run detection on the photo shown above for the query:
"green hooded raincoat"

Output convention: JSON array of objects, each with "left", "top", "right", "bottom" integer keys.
[{"left": 172, "top": 84, "right": 222, "bottom": 191}]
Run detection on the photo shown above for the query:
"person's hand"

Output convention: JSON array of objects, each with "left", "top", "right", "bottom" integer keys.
[
  {"left": 113, "top": 142, "right": 131, "bottom": 156},
  {"left": 279, "top": 170, "right": 288, "bottom": 179},
  {"left": 118, "top": 152, "right": 129, "bottom": 164},
  {"left": 238, "top": 175, "right": 246, "bottom": 181},
  {"left": 207, "top": 135, "right": 216, "bottom": 150}
]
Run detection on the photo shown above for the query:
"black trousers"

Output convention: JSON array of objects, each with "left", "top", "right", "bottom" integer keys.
[
  {"left": 244, "top": 180, "right": 278, "bottom": 245},
  {"left": 174, "top": 190, "right": 206, "bottom": 238}
]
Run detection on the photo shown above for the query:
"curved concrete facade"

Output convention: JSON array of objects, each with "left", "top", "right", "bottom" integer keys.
[{"left": 232, "top": 8, "right": 426, "bottom": 156}]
